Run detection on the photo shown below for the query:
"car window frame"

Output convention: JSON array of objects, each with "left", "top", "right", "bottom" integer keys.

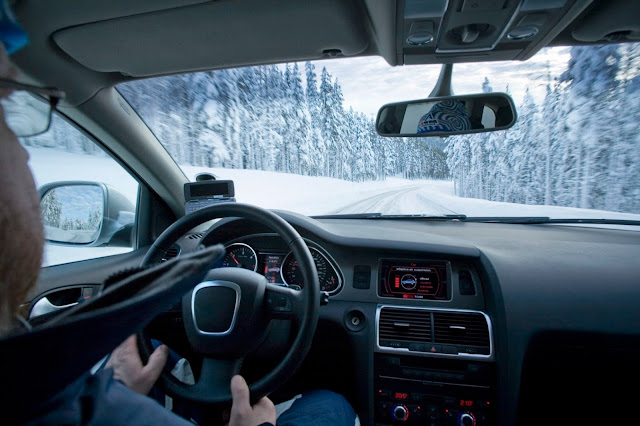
[{"left": 24, "top": 110, "right": 146, "bottom": 265}]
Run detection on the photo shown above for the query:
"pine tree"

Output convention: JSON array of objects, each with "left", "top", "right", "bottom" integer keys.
[
  {"left": 561, "top": 44, "right": 621, "bottom": 209},
  {"left": 41, "top": 189, "right": 62, "bottom": 228}
]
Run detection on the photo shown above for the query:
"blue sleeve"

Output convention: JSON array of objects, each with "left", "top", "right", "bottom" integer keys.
[{"left": 26, "top": 368, "right": 194, "bottom": 425}]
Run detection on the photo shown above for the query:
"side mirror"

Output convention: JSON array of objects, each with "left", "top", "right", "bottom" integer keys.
[
  {"left": 39, "top": 182, "right": 135, "bottom": 247},
  {"left": 376, "top": 93, "right": 517, "bottom": 138}
]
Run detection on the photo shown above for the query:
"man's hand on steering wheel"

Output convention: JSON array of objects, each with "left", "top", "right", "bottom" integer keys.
[
  {"left": 229, "top": 375, "right": 276, "bottom": 426},
  {"left": 106, "top": 335, "right": 169, "bottom": 395},
  {"left": 108, "top": 335, "right": 277, "bottom": 425}
]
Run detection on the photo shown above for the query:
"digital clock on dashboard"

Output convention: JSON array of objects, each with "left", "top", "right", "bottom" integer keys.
[{"left": 378, "top": 259, "right": 449, "bottom": 300}]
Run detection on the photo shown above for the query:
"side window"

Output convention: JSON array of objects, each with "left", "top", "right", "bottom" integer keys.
[{"left": 20, "top": 115, "right": 139, "bottom": 267}]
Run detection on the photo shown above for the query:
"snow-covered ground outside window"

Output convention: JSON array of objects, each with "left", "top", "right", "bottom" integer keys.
[{"left": 28, "top": 148, "right": 640, "bottom": 267}]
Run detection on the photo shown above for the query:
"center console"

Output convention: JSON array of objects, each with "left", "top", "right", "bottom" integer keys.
[
  {"left": 374, "top": 354, "right": 495, "bottom": 426},
  {"left": 374, "top": 305, "right": 495, "bottom": 425}
]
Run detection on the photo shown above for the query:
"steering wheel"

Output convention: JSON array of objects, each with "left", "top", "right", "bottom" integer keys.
[{"left": 138, "top": 203, "right": 320, "bottom": 404}]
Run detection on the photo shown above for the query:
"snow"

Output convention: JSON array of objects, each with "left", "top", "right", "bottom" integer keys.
[
  {"left": 184, "top": 165, "right": 640, "bottom": 221},
  {"left": 27, "top": 148, "right": 640, "bottom": 267},
  {"left": 182, "top": 166, "right": 418, "bottom": 216},
  {"left": 44, "top": 225, "right": 100, "bottom": 244},
  {"left": 43, "top": 246, "right": 132, "bottom": 267}
]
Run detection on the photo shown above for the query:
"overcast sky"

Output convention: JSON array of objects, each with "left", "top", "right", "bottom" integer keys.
[{"left": 310, "top": 46, "right": 571, "bottom": 116}]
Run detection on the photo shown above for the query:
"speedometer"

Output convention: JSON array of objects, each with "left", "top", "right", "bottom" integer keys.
[
  {"left": 281, "top": 247, "right": 342, "bottom": 294},
  {"left": 222, "top": 243, "right": 258, "bottom": 271}
]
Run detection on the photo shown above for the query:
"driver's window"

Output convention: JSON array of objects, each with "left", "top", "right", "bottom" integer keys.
[{"left": 19, "top": 114, "right": 139, "bottom": 267}]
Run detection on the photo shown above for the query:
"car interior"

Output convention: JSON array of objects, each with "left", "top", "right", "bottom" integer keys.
[{"left": 5, "top": 0, "right": 640, "bottom": 425}]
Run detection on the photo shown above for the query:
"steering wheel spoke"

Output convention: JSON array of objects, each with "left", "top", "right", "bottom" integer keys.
[
  {"left": 191, "top": 356, "right": 243, "bottom": 397},
  {"left": 265, "top": 284, "right": 305, "bottom": 320}
]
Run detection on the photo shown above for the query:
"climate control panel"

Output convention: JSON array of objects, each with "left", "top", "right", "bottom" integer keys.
[
  {"left": 376, "top": 390, "right": 492, "bottom": 425},
  {"left": 374, "top": 354, "right": 495, "bottom": 425}
]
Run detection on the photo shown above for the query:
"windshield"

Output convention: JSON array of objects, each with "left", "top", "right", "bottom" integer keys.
[{"left": 118, "top": 43, "right": 640, "bottom": 219}]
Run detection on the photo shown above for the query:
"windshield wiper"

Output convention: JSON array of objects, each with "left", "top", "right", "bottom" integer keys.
[
  {"left": 311, "top": 213, "right": 384, "bottom": 219},
  {"left": 461, "top": 216, "right": 551, "bottom": 224},
  {"left": 461, "top": 217, "right": 640, "bottom": 226},
  {"left": 312, "top": 213, "right": 467, "bottom": 220},
  {"left": 312, "top": 214, "right": 640, "bottom": 226}
]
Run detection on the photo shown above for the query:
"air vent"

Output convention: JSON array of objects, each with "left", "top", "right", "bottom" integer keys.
[
  {"left": 433, "top": 312, "right": 490, "bottom": 351},
  {"left": 377, "top": 307, "right": 492, "bottom": 357},
  {"left": 379, "top": 307, "right": 431, "bottom": 343},
  {"left": 188, "top": 233, "right": 204, "bottom": 240},
  {"left": 161, "top": 245, "right": 180, "bottom": 262}
]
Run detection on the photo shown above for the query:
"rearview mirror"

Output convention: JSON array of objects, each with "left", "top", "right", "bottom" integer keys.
[
  {"left": 39, "top": 182, "right": 135, "bottom": 247},
  {"left": 376, "top": 93, "right": 516, "bottom": 138}
]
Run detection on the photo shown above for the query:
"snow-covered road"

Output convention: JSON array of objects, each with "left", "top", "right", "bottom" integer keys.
[{"left": 331, "top": 184, "right": 460, "bottom": 215}]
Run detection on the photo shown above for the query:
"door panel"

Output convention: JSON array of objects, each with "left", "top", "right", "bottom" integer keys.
[{"left": 27, "top": 247, "right": 149, "bottom": 317}]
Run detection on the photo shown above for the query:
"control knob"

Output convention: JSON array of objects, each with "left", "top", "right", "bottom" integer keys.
[
  {"left": 458, "top": 412, "right": 476, "bottom": 426},
  {"left": 392, "top": 404, "right": 409, "bottom": 422}
]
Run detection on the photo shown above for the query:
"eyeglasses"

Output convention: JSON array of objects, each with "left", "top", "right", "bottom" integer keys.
[{"left": 0, "top": 78, "right": 65, "bottom": 137}]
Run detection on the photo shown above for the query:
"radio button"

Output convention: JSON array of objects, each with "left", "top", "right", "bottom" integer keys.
[
  {"left": 442, "top": 345, "right": 458, "bottom": 354},
  {"left": 426, "top": 344, "right": 442, "bottom": 353},
  {"left": 392, "top": 404, "right": 409, "bottom": 422},
  {"left": 380, "top": 340, "right": 406, "bottom": 348},
  {"left": 459, "top": 412, "right": 476, "bottom": 426},
  {"left": 425, "top": 405, "right": 439, "bottom": 415},
  {"left": 377, "top": 389, "right": 391, "bottom": 398},
  {"left": 377, "top": 401, "right": 391, "bottom": 417},
  {"left": 385, "top": 357, "right": 401, "bottom": 366},
  {"left": 409, "top": 405, "right": 422, "bottom": 415},
  {"left": 460, "top": 346, "right": 480, "bottom": 354},
  {"left": 409, "top": 343, "right": 427, "bottom": 352}
]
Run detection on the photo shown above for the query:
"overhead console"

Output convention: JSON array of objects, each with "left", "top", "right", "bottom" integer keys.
[{"left": 398, "top": 0, "right": 593, "bottom": 64}]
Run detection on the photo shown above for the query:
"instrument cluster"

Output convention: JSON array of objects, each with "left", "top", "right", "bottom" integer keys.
[{"left": 221, "top": 242, "right": 343, "bottom": 294}]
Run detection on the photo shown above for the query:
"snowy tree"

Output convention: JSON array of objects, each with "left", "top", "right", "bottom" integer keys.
[
  {"left": 561, "top": 44, "right": 621, "bottom": 209},
  {"left": 41, "top": 190, "right": 62, "bottom": 228},
  {"left": 482, "top": 77, "right": 493, "bottom": 93}
]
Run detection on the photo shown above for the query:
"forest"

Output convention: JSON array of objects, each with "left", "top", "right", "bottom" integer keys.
[
  {"left": 446, "top": 44, "right": 640, "bottom": 213},
  {"left": 117, "top": 62, "right": 449, "bottom": 182},
  {"left": 24, "top": 43, "right": 640, "bottom": 214}
]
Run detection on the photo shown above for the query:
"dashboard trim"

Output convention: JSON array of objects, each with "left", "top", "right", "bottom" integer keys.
[{"left": 375, "top": 304, "right": 495, "bottom": 361}]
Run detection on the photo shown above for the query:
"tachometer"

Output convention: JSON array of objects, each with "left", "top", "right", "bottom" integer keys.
[
  {"left": 281, "top": 247, "right": 342, "bottom": 294},
  {"left": 222, "top": 243, "right": 258, "bottom": 271}
]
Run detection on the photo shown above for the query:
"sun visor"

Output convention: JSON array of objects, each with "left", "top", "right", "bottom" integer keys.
[{"left": 53, "top": 0, "right": 369, "bottom": 77}]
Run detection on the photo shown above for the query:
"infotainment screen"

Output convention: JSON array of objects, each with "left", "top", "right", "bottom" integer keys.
[{"left": 379, "top": 260, "right": 448, "bottom": 300}]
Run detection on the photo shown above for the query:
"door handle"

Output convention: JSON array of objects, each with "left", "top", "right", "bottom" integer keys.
[{"left": 29, "top": 296, "right": 78, "bottom": 319}]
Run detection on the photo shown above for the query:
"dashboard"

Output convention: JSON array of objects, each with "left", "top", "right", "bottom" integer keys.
[{"left": 171, "top": 211, "right": 640, "bottom": 426}]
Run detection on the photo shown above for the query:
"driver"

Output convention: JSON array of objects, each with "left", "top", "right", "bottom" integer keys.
[{"left": 0, "top": 5, "right": 356, "bottom": 426}]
